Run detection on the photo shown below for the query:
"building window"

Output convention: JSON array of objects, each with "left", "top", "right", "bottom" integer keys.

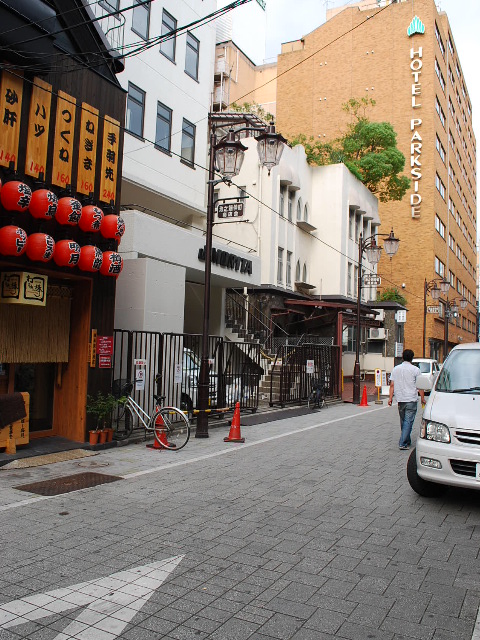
[
  {"left": 295, "top": 260, "right": 301, "bottom": 282},
  {"left": 287, "top": 191, "right": 293, "bottom": 222},
  {"left": 435, "top": 214, "right": 445, "bottom": 239},
  {"left": 185, "top": 32, "right": 200, "bottom": 81},
  {"left": 180, "top": 119, "right": 195, "bottom": 166},
  {"left": 353, "top": 265, "right": 358, "bottom": 297},
  {"left": 296, "top": 199, "right": 302, "bottom": 221},
  {"left": 132, "top": 0, "right": 150, "bottom": 39},
  {"left": 436, "top": 96, "right": 445, "bottom": 128},
  {"left": 126, "top": 83, "right": 145, "bottom": 138},
  {"left": 435, "top": 58, "right": 445, "bottom": 93},
  {"left": 436, "top": 135, "right": 446, "bottom": 164},
  {"left": 155, "top": 102, "right": 172, "bottom": 153},
  {"left": 435, "top": 173, "right": 446, "bottom": 200},
  {"left": 435, "top": 22, "right": 445, "bottom": 58},
  {"left": 279, "top": 187, "right": 285, "bottom": 217},
  {"left": 449, "top": 234, "right": 455, "bottom": 252},
  {"left": 349, "top": 209, "right": 355, "bottom": 239},
  {"left": 304, "top": 203, "right": 309, "bottom": 223},
  {"left": 347, "top": 262, "right": 352, "bottom": 296},
  {"left": 160, "top": 9, "right": 176, "bottom": 61},
  {"left": 303, "top": 263, "right": 307, "bottom": 283},
  {"left": 434, "top": 256, "right": 445, "bottom": 278},
  {"left": 277, "top": 248, "right": 284, "bottom": 284},
  {"left": 286, "top": 251, "right": 292, "bottom": 287}
]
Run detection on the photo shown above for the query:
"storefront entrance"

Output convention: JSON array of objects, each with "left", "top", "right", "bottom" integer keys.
[{"left": 14, "top": 363, "right": 55, "bottom": 432}]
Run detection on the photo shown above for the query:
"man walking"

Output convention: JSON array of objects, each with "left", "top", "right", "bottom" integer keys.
[{"left": 388, "top": 349, "right": 425, "bottom": 450}]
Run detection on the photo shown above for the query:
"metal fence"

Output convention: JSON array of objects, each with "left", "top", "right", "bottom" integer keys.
[
  {"left": 269, "top": 343, "right": 341, "bottom": 407},
  {"left": 112, "top": 331, "right": 262, "bottom": 426}
]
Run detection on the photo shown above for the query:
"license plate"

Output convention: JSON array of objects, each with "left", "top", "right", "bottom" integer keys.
[{"left": 477, "top": 463, "right": 480, "bottom": 481}]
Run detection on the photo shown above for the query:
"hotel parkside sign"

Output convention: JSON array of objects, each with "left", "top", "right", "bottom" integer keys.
[{"left": 407, "top": 17, "right": 425, "bottom": 220}]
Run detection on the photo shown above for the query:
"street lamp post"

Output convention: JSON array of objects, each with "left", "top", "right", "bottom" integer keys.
[
  {"left": 353, "top": 229, "right": 400, "bottom": 405},
  {"left": 196, "top": 115, "right": 286, "bottom": 438},
  {"left": 442, "top": 295, "right": 468, "bottom": 361},
  {"left": 423, "top": 277, "right": 449, "bottom": 357}
]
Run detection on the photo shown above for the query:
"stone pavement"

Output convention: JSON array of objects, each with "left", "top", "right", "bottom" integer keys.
[{"left": 0, "top": 401, "right": 479, "bottom": 640}]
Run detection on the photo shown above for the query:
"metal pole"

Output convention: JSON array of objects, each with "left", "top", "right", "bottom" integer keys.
[
  {"left": 196, "top": 125, "right": 217, "bottom": 438},
  {"left": 423, "top": 279, "right": 427, "bottom": 358},
  {"left": 443, "top": 302, "right": 449, "bottom": 363},
  {"left": 353, "top": 233, "right": 363, "bottom": 404}
]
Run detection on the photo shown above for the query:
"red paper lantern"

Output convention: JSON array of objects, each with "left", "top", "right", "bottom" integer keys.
[
  {"left": 0, "top": 225, "right": 27, "bottom": 256},
  {"left": 55, "top": 197, "right": 82, "bottom": 225},
  {"left": 101, "top": 214, "right": 125, "bottom": 240},
  {"left": 0, "top": 181, "right": 32, "bottom": 212},
  {"left": 100, "top": 251, "right": 123, "bottom": 277},
  {"left": 25, "top": 233, "right": 55, "bottom": 262},
  {"left": 53, "top": 240, "right": 81, "bottom": 268},
  {"left": 79, "top": 205, "right": 104, "bottom": 233},
  {"left": 78, "top": 245, "right": 103, "bottom": 272},
  {"left": 29, "top": 189, "right": 58, "bottom": 220}
]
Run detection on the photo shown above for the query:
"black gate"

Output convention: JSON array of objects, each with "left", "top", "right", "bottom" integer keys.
[
  {"left": 269, "top": 343, "right": 341, "bottom": 407},
  {"left": 112, "top": 331, "right": 261, "bottom": 419}
]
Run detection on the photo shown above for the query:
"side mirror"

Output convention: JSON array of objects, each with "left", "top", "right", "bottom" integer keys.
[{"left": 416, "top": 376, "right": 431, "bottom": 391}]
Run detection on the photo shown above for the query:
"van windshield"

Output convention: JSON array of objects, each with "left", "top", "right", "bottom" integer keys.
[
  {"left": 415, "top": 362, "right": 431, "bottom": 373},
  {"left": 436, "top": 350, "right": 480, "bottom": 393}
]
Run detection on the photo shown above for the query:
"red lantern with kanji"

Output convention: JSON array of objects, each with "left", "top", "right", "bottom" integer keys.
[
  {"left": 25, "top": 233, "right": 55, "bottom": 262},
  {"left": 53, "top": 240, "right": 81, "bottom": 268},
  {"left": 78, "top": 245, "right": 103, "bottom": 272},
  {"left": 100, "top": 214, "right": 125, "bottom": 240},
  {"left": 79, "top": 205, "right": 104, "bottom": 233},
  {"left": 100, "top": 251, "right": 123, "bottom": 277},
  {"left": 29, "top": 189, "right": 58, "bottom": 220},
  {"left": 0, "top": 225, "right": 27, "bottom": 256},
  {"left": 0, "top": 181, "right": 32, "bottom": 212},
  {"left": 55, "top": 197, "right": 82, "bottom": 225}
]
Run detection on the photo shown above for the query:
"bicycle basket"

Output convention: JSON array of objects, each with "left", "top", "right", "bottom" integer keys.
[{"left": 112, "top": 378, "right": 133, "bottom": 398}]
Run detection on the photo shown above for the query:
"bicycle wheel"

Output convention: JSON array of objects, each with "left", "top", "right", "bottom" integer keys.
[
  {"left": 151, "top": 407, "right": 190, "bottom": 451},
  {"left": 113, "top": 402, "right": 134, "bottom": 440},
  {"left": 307, "top": 391, "right": 316, "bottom": 410}
]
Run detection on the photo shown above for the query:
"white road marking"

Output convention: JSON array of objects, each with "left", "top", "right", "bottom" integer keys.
[
  {"left": 0, "top": 406, "right": 387, "bottom": 512},
  {"left": 472, "top": 605, "right": 480, "bottom": 640},
  {"left": 0, "top": 555, "right": 184, "bottom": 639}
]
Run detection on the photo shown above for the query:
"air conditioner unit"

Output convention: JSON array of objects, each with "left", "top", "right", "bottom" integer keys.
[{"left": 369, "top": 327, "right": 388, "bottom": 340}]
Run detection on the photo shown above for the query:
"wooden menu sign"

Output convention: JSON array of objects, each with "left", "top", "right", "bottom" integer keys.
[
  {"left": 77, "top": 102, "right": 99, "bottom": 196},
  {"left": 0, "top": 70, "right": 24, "bottom": 169},
  {"left": 25, "top": 78, "right": 52, "bottom": 179},
  {"left": 52, "top": 90, "right": 76, "bottom": 188},
  {"left": 99, "top": 115, "right": 120, "bottom": 204}
]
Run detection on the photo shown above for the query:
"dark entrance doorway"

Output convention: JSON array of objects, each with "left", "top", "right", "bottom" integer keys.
[{"left": 14, "top": 364, "right": 55, "bottom": 432}]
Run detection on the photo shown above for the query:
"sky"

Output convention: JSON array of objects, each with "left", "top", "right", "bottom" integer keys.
[{"left": 263, "top": 0, "right": 480, "bottom": 144}]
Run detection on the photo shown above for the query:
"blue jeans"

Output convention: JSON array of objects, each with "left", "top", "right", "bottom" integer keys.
[{"left": 398, "top": 401, "right": 418, "bottom": 447}]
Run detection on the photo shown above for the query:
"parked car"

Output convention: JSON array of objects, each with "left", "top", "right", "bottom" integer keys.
[
  {"left": 412, "top": 358, "right": 440, "bottom": 393},
  {"left": 407, "top": 343, "right": 480, "bottom": 497}
]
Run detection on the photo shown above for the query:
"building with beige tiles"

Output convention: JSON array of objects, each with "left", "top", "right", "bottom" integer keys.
[{"left": 274, "top": 0, "right": 477, "bottom": 360}]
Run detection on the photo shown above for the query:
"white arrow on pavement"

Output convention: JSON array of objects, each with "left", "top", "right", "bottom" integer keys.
[{"left": 0, "top": 555, "right": 184, "bottom": 639}]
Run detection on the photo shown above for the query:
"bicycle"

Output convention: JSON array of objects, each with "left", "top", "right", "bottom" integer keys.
[
  {"left": 111, "top": 378, "right": 190, "bottom": 450},
  {"left": 307, "top": 378, "right": 326, "bottom": 410}
]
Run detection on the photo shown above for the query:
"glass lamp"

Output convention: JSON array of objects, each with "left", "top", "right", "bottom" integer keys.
[{"left": 215, "top": 130, "right": 247, "bottom": 178}]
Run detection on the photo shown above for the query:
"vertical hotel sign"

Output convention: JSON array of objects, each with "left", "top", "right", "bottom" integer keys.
[
  {"left": 52, "top": 90, "right": 76, "bottom": 188},
  {"left": 77, "top": 103, "right": 99, "bottom": 195},
  {"left": 407, "top": 16, "right": 425, "bottom": 219},
  {"left": 99, "top": 115, "right": 120, "bottom": 204},
  {"left": 25, "top": 78, "right": 52, "bottom": 178},
  {"left": 0, "top": 71, "right": 23, "bottom": 169}
]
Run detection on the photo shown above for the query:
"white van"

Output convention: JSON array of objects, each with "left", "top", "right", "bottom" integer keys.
[
  {"left": 407, "top": 343, "right": 480, "bottom": 497},
  {"left": 412, "top": 358, "right": 440, "bottom": 393}
]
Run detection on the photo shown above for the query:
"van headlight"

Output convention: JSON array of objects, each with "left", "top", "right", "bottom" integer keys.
[{"left": 420, "top": 420, "right": 451, "bottom": 443}]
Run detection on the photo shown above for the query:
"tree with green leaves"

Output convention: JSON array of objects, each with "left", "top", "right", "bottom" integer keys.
[
  {"left": 377, "top": 287, "right": 407, "bottom": 306},
  {"left": 290, "top": 97, "right": 410, "bottom": 202},
  {"left": 230, "top": 101, "right": 274, "bottom": 123}
]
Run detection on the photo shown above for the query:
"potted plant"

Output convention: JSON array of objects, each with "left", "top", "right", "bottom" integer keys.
[{"left": 86, "top": 392, "right": 119, "bottom": 444}]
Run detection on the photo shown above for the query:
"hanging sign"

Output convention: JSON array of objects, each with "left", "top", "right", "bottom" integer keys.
[
  {"left": 426, "top": 306, "right": 440, "bottom": 314},
  {"left": 77, "top": 102, "right": 99, "bottom": 195},
  {"left": 217, "top": 202, "right": 244, "bottom": 218},
  {"left": 0, "top": 271, "right": 47, "bottom": 306},
  {"left": 25, "top": 78, "right": 52, "bottom": 178},
  {"left": 99, "top": 115, "right": 120, "bottom": 204},
  {"left": 52, "top": 90, "right": 76, "bottom": 188},
  {"left": 0, "top": 70, "right": 24, "bottom": 169}
]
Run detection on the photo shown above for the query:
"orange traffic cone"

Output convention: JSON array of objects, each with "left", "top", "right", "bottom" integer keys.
[
  {"left": 359, "top": 385, "right": 369, "bottom": 407},
  {"left": 146, "top": 413, "right": 170, "bottom": 449},
  {"left": 224, "top": 402, "right": 245, "bottom": 443}
]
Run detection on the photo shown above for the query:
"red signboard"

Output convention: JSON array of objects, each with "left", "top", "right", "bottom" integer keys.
[
  {"left": 96, "top": 336, "right": 113, "bottom": 356},
  {"left": 98, "top": 355, "right": 112, "bottom": 369}
]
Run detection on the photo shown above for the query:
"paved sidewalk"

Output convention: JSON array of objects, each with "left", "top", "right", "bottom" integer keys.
[{"left": 0, "top": 401, "right": 479, "bottom": 640}]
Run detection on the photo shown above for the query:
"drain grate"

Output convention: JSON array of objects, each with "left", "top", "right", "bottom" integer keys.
[{"left": 15, "top": 472, "right": 122, "bottom": 496}]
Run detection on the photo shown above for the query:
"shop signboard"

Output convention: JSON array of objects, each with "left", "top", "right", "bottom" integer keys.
[
  {"left": 96, "top": 336, "right": 113, "bottom": 356},
  {"left": 217, "top": 201, "right": 244, "bottom": 218},
  {"left": 98, "top": 355, "right": 112, "bottom": 369},
  {"left": 25, "top": 78, "right": 52, "bottom": 179},
  {"left": 52, "top": 90, "right": 76, "bottom": 188},
  {"left": 0, "top": 70, "right": 24, "bottom": 170},
  {"left": 77, "top": 102, "right": 99, "bottom": 195},
  {"left": 0, "top": 271, "right": 47, "bottom": 306},
  {"left": 99, "top": 115, "right": 120, "bottom": 204}
]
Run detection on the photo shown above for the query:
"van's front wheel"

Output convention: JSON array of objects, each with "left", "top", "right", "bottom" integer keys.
[{"left": 407, "top": 448, "right": 447, "bottom": 498}]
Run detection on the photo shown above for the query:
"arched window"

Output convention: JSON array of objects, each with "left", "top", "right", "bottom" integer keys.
[
  {"left": 303, "top": 263, "right": 307, "bottom": 283},
  {"left": 296, "top": 260, "right": 301, "bottom": 281},
  {"left": 304, "top": 203, "right": 309, "bottom": 223},
  {"left": 296, "top": 199, "right": 302, "bottom": 221}
]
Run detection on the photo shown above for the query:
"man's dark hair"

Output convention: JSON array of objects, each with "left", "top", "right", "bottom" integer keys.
[{"left": 402, "top": 349, "right": 414, "bottom": 362}]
